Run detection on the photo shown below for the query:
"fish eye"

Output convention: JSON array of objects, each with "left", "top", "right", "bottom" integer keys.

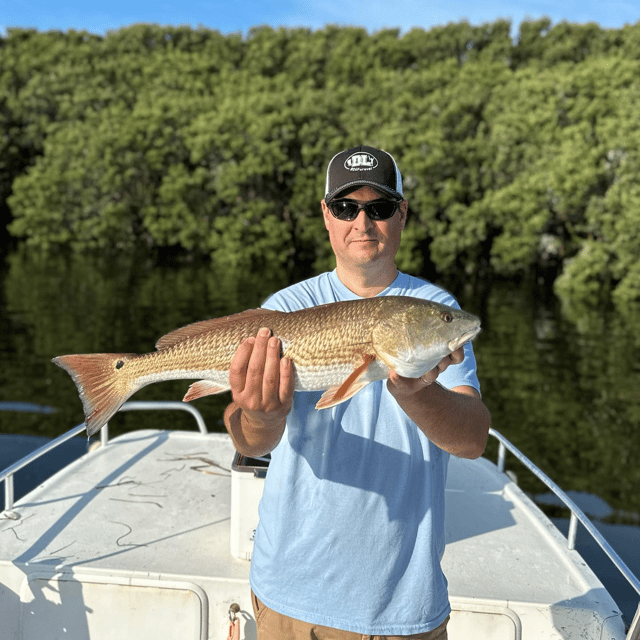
[{"left": 442, "top": 313, "right": 453, "bottom": 323}]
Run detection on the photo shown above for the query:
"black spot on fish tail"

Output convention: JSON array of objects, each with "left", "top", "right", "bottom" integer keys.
[{"left": 52, "top": 352, "right": 138, "bottom": 436}]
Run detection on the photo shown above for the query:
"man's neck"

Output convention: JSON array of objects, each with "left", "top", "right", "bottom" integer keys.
[{"left": 335, "top": 262, "right": 399, "bottom": 298}]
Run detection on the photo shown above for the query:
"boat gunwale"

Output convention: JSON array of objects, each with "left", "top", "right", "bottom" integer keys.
[{"left": 1, "top": 401, "right": 639, "bottom": 624}]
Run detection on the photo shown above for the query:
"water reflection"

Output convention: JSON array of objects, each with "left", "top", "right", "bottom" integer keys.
[
  {"left": 0, "top": 250, "right": 290, "bottom": 438},
  {"left": 1, "top": 249, "right": 639, "bottom": 522}
]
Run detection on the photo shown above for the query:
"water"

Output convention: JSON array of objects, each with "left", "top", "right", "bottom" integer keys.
[{"left": 1, "top": 250, "right": 639, "bottom": 620}]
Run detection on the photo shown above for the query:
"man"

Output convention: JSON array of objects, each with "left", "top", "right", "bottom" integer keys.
[{"left": 224, "top": 145, "right": 491, "bottom": 639}]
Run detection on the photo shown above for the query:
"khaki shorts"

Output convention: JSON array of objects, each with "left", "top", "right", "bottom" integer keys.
[{"left": 252, "top": 592, "right": 449, "bottom": 640}]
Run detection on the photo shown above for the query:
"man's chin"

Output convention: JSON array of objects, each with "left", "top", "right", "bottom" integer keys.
[{"left": 347, "top": 246, "right": 384, "bottom": 265}]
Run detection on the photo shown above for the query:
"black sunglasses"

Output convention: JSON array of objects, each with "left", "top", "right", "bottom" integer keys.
[{"left": 327, "top": 199, "right": 398, "bottom": 221}]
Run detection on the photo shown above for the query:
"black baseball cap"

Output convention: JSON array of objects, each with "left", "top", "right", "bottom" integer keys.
[{"left": 324, "top": 145, "right": 404, "bottom": 204}]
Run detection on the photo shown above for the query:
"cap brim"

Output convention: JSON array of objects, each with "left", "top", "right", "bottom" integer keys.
[{"left": 326, "top": 182, "right": 404, "bottom": 203}]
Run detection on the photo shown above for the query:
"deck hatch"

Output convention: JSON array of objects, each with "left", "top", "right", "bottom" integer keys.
[{"left": 20, "top": 573, "right": 207, "bottom": 640}]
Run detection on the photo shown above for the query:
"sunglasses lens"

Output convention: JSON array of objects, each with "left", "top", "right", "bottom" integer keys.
[
  {"left": 329, "top": 200, "right": 397, "bottom": 221},
  {"left": 367, "top": 201, "right": 397, "bottom": 220},
  {"left": 329, "top": 201, "right": 360, "bottom": 220}
]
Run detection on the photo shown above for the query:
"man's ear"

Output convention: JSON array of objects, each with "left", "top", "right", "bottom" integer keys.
[
  {"left": 321, "top": 199, "right": 331, "bottom": 229},
  {"left": 399, "top": 200, "right": 408, "bottom": 229}
]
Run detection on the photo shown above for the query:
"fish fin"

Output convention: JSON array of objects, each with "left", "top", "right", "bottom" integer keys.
[
  {"left": 52, "top": 353, "right": 139, "bottom": 437},
  {"left": 183, "top": 380, "right": 230, "bottom": 402},
  {"left": 315, "top": 353, "right": 376, "bottom": 410},
  {"left": 316, "top": 381, "right": 371, "bottom": 410},
  {"left": 155, "top": 309, "right": 282, "bottom": 350}
]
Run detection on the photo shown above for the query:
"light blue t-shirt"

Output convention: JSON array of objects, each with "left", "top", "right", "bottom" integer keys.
[{"left": 250, "top": 270, "right": 480, "bottom": 635}]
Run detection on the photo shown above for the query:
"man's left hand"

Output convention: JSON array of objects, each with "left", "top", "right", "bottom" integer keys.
[{"left": 387, "top": 347, "right": 464, "bottom": 398}]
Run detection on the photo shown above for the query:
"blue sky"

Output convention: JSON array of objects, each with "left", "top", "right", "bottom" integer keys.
[{"left": 4, "top": 0, "right": 639, "bottom": 37}]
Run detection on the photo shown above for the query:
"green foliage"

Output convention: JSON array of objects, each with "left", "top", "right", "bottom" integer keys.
[{"left": 3, "top": 21, "right": 640, "bottom": 306}]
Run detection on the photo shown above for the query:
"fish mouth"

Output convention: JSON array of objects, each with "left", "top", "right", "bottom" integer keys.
[{"left": 448, "top": 326, "right": 481, "bottom": 352}]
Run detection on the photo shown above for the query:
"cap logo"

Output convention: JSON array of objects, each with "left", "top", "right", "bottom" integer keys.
[{"left": 344, "top": 152, "right": 378, "bottom": 171}]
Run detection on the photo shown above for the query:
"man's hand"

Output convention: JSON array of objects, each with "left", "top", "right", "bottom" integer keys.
[
  {"left": 224, "top": 327, "right": 295, "bottom": 456},
  {"left": 385, "top": 346, "right": 489, "bottom": 458},
  {"left": 387, "top": 347, "right": 465, "bottom": 398},
  {"left": 229, "top": 327, "right": 295, "bottom": 423}
]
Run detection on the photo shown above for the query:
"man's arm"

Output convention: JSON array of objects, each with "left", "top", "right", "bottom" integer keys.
[
  {"left": 387, "top": 348, "right": 491, "bottom": 459},
  {"left": 223, "top": 327, "right": 295, "bottom": 457}
]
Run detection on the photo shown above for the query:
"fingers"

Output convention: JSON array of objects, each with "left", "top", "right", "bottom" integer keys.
[
  {"left": 279, "top": 356, "right": 295, "bottom": 405},
  {"left": 228, "top": 335, "right": 258, "bottom": 394},
  {"left": 229, "top": 327, "right": 293, "bottom": 414},
  {"left": 245, "top": 328, "right": 272, "bottom": 401},
  {"left": 261, "top": 334, "right": 285, "bottom": 407},
  {"left": 449, "top": 347, "right": 465, "bottom": 365},
  {"left": 387, "top": 369, "right": 426, "bottom": 396},
  {"left": 433, "top": 347, "right": 464, "bottom": 375},
  {"left": 388, "top": 346, "right": 466, "bottom": 398}
]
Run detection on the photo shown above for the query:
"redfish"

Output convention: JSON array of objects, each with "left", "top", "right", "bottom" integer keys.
[{"left": 53, "top": 296, "right": 480, "bottom": 436}]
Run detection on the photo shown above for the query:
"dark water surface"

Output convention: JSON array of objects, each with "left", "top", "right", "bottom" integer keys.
[{"left": 1, "top": 250, "right": 639, "bottom": 619}]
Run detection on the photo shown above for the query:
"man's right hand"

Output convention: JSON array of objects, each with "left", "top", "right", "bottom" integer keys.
[{"left": 223, "top": 327, "right": 295, "bottom": 456}]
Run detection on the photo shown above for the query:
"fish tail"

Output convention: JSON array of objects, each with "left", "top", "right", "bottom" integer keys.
[{"left": 52, "top": 353, "right": 139, "bottom": 436}]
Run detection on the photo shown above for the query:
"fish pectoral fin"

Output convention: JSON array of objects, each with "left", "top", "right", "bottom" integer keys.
[
  {"left": 315, "top": 353, "right": 376, "bottom": 410},
  {"left": 183, "top": 380, "right": 230, "bottom": 402},
  {"left": 316, "top": 381, "right": 371, "bottom": 410}
]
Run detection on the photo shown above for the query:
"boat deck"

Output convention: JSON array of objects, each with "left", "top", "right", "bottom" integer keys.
[
  {"left": 1, "top": 430, "right": 244, "bottom": 580},
  {"left": 0, "top": 428, "right": 627, "bottom": 639},
  {"left": 443, "top": 455, "right": 623, "bottom": 638}
]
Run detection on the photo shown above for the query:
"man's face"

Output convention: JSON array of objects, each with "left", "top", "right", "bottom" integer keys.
[{"left": 321, "top": 186, "right": 407, "bottom": 271}]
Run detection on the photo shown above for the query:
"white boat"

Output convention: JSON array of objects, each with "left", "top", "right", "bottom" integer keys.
[{"left": 1, "top": 401, "right": 639, "bottom": 640}]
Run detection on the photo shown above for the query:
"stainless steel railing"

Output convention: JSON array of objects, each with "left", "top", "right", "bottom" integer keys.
[
  {"left": 1, "top": 400, "right": 208, "bottom": 515},
  {"left": 490, "top": 427, "right": 640, "bottom": 601}
]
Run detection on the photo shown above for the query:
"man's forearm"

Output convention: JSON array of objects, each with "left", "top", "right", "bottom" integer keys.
[
  {"left": 393, "top": 383, "right": 491, "bottom": 459},
  {"left": 224, "top": 402, "right": 287, "bottom": 457}
]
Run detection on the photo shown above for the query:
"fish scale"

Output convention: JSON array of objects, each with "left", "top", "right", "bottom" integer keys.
[{"left": 52, "top": 296, "right": 481, "bottom": 436}]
